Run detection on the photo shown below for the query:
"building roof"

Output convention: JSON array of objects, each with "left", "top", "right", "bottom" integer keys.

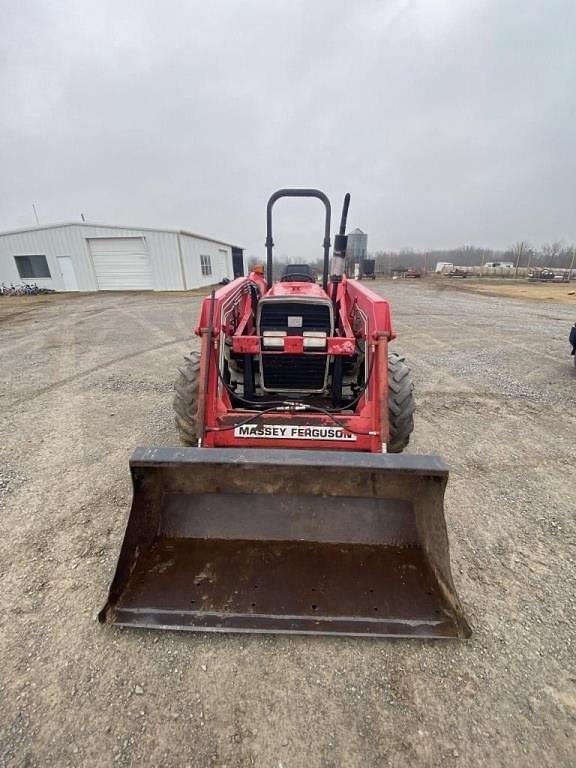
[{"left": 0, "top": 221, "right": 240, "bottom": 249}]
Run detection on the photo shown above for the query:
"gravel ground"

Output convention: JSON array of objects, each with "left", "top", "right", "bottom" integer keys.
[{"left": 0, "top": 281, "right": 574, "bottom": 767}]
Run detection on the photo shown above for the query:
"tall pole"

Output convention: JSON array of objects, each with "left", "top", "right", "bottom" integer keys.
[
  {"left": 32, "top": 204, "right": 39, "bottom": 225},
  {"left": 514, "top": 242, "right": 524, "bottom": 280},
  {"left": 568, "top": 247, "right": 576, "bottom": 282}
]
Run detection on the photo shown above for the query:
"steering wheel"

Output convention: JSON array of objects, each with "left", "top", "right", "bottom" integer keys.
[{"left": 280, "top": 272, "right": 315, "bottom": 283}]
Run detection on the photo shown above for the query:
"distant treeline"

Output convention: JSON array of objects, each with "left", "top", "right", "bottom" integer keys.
[
  {"left": 247, "top": 242, "right": 576, "bottom": 273},
  {"left": 371, "top": 243, "right": 576, "bottom": 272}
]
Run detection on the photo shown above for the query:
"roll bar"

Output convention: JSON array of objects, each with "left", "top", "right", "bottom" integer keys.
[{"left": 265, "top": 189, "right": 332, "bottom": 290}]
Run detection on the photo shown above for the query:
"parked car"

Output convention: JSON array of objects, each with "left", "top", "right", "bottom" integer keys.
[
  {"left": 539, "top": 269, "right": 555, "bottom": 281},
  {"left": 405, "top": 268, "right": 422, "bottom": 278},
  {"left": 446, "top": 269, "right": 467, "bottom": 278}
]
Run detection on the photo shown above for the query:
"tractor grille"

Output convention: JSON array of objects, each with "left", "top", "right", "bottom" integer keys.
[
  {"left": 259, "top": 302, "right": 332, "bottom": 334},
  {"left": 258, "top": 300, "right": 332, "bottom": 392},
  {"left": 261, "top": 354, "right": 328, "bottom": 392}
]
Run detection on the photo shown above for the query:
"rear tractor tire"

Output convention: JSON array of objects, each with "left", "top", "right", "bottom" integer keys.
[
  {"left": 387, "top": 352, "right": 415, "bottom": 453},
  {"left": 173, "top": 351, "right": 201, "bottom": 445}
]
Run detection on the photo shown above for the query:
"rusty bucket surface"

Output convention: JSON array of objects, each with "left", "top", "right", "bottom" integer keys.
[{"left": 99, "top": 448, "right": 471, "bottom": 638}]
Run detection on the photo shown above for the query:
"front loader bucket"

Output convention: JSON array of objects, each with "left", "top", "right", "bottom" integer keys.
[{"left": 99, "top": 448, "right": 471, "bottom": 638}]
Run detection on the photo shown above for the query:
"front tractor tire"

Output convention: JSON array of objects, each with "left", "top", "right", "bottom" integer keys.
[
  {"left": 173, "top": 351, "right": 201, "bottom": 445},
  {"left": 387, "top": 352, "right": 415, "bottom": 453},
  {"left": 173, "top": 349, "right": 415, "bottom": 452}
]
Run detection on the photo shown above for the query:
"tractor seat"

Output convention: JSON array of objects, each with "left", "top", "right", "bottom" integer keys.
[{"left": 280, "top": 264, "right": 315, "bottom": 282}]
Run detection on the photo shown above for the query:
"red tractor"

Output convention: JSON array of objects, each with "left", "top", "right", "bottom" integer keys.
[
  {"left": 100, "top": 190, "right": 470, "bottom": 640},
  {"left": 174, "top": 189, "right": 415, "bottom": 454}
]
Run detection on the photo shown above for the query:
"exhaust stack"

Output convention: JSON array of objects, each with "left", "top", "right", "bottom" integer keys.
[{"left": 330, "top": 192, "right": 351, "bottom": 278}]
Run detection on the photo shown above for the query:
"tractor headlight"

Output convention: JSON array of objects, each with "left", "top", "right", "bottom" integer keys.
[
  {"left": 263, "top": 331, "right": 286, "bottom": 349},
  {"left": 303, "top": 332, "right": 327, "bottom": 350}
]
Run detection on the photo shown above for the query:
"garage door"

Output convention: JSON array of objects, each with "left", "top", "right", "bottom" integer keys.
[{"left": 88, "top": 237, "right": 153, "bottom": 290}]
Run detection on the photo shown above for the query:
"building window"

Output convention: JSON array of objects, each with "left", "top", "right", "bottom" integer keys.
[
  {"left": 200, "top": 255, "right": 212, "bottom": 276},
  {"left": 14, "top": 255, "right": 51, "bottom": 279}
]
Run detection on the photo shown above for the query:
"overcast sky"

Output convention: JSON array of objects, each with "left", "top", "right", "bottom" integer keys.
[{"left": 1, "top": 0, "right": 575, "bottom": 259}]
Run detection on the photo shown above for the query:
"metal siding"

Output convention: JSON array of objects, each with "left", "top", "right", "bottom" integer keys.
[
  {"left": 0, "top": 224, "right": 234, "bottom": 291},
  {"left": 179, "top": 235, "right": 233, "bottom": 289},
  {"left": 0, "top": 226, "right": 95, "bottom": 291},
  {"left": 80, "top": 227, "right": 182, "bottom": 290}
]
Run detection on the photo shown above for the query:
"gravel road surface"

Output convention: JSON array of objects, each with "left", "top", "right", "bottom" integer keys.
[{"left": 0, "top": 281, "right": 574, "bottom": 767}]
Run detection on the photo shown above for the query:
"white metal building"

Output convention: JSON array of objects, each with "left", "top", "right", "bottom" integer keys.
[
  {"left": 484, "top": 261, "right": 513, "bottom": 269},
  {"left": 0, "top": 222, "right": 243, "bottom": 292}
]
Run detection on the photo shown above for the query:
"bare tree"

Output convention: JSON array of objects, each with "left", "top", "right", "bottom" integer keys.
[
  {"left": 568, "top": 247, "right": 576, "bottom": 280},
  {"left": 511, "top": 241, "right": 533, "bottom": 277},
  {"left": 251, "top": 240, "right": 576, "bottom": 279},
  {"left": 539, "top": 241, "right": 571, "bottom": 269}
]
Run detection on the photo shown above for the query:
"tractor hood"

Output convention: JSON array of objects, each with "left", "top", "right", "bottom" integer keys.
[{"left": 266, "top": 282, "right": 328, "bottom": 299}]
